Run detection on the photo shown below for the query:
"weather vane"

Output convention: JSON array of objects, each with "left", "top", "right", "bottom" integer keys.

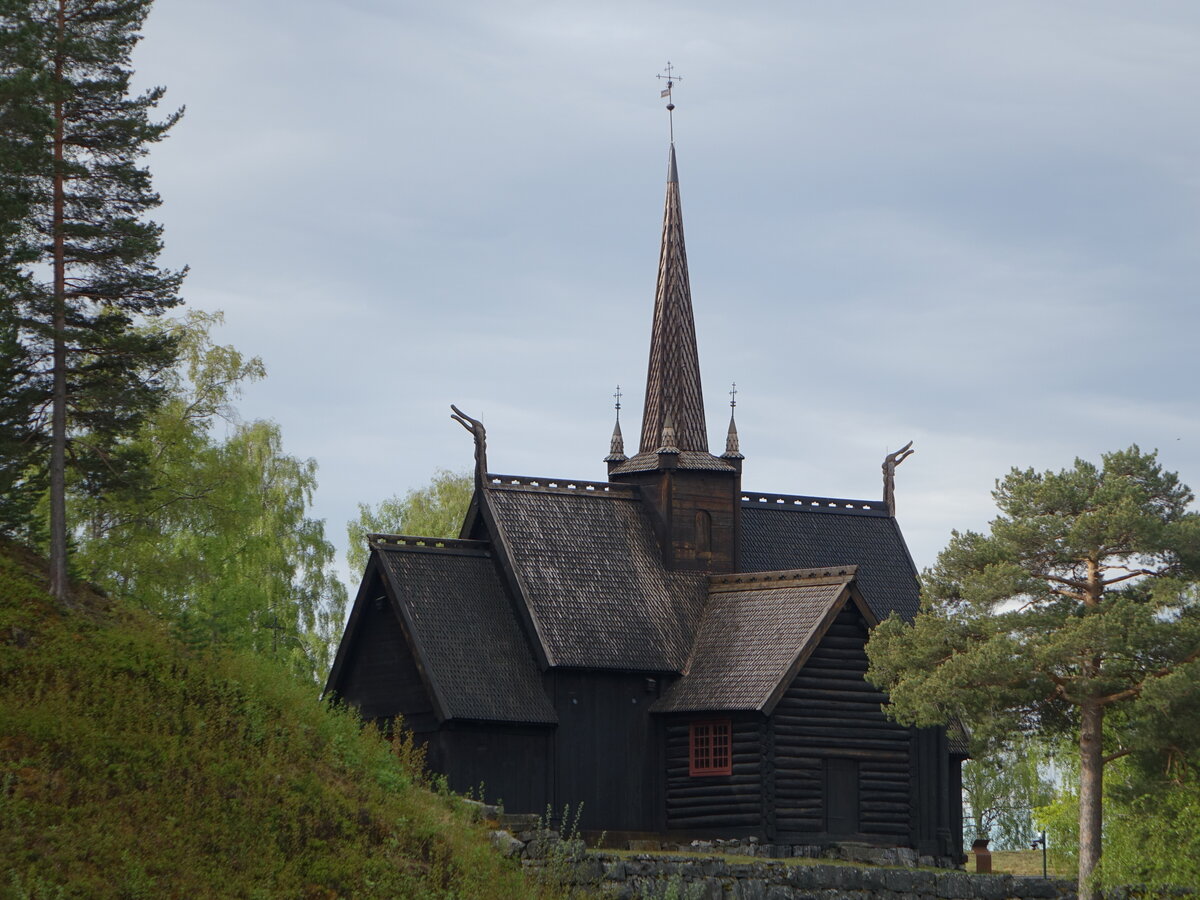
[
  {"left": 657, "top": 61, "right": 682, "bottom": 141},
  {"left": 614, "top": 385, "right": 622, "bottom": 421},
  {"left": 729, "top": 382, "right": 738, "bottom": 410}
]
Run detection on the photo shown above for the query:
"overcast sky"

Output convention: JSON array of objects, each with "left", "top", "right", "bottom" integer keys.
[{"left": 131, "top": 1, "right": 1200, "bottom": 590}]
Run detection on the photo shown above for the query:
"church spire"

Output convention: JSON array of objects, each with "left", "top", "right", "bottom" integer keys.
[
  {"left": 638, "top": 142, "right": 708, "bottom": 454},
  {"left": 722, "top": 383, "right": 743, "bottom": 462},
  {"left": 604, "top": 385, "right": 627, "bottom": 465}
]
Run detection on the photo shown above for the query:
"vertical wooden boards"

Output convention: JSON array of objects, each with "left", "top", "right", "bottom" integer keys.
[
  {"left": 553, "top": 671, "right": 662, "bottom": 831},
  {"left": 825, "top": 758, "right": 860, "bottom": 835},
  {"left": 435, "top": 726, "right": 553, "bottom": 814},
  {"left": 339, "top": 583, "right": 437, "bottom": 730}
]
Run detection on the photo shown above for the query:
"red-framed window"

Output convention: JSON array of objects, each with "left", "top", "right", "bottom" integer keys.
[{"left": 689, "top": 720, "right": 732, "bottom": 776}]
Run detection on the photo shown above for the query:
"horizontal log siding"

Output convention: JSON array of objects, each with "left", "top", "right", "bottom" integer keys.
[
  {"left": 665, "top": 716, "right": 762, "bottom": 831},
  {"left": 772, "top": 608, "right": 911, "bottom": 839}
]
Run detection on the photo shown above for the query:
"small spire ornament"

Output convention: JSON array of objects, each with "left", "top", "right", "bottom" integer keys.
[
  {"left": 605, "top": 385, "right": 627, "bottom": 463},
  {"left": 722, "top": 382, "right": 743, "bottom": 460}
]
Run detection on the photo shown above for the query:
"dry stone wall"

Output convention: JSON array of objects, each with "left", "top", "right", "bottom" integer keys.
[{"left": 477, "top": 809, "right": 1189, "bottom": 900}]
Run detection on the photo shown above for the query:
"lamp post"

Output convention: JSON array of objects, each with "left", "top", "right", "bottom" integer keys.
[{"left": 1030, "top": 831, "right": 1047, "bottom": 879}]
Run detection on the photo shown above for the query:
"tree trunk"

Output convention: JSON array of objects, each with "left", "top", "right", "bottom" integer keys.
[
  {"left": 1078, "top": 699, "right": 1104, "bottom": 900},
  {"left": 48, "top": 0, "right": 69, "bottom": 604}
]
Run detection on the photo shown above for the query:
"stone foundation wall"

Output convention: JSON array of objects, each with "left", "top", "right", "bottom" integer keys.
[
  {"left": 478, "top": 809, "right": 1187, "bottom": 900},
  {"left": 594, "top": 855, "right": 1075, "bottom": 900}
]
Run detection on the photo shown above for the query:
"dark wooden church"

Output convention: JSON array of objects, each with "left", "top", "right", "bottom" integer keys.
[{"left": 325, "top": 138, "right": 965, "bottom": 859}]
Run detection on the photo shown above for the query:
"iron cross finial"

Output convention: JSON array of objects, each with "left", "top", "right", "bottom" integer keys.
[
  {"left": 656, "top": 62, "right": 682, "bottom": 141},
  {"left": 614, "top": 385, "right": 622, "bottom": 419},
  {"left": 729, "top": 382, "right": 738, "bottom": 410}
]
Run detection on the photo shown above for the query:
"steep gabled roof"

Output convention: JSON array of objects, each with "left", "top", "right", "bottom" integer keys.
[
  {"left": 338, "top": 535, "right": 556, "bottom": 725},
  {"left": 651, "top": 567, "right": 876, "bottom": 714},
  {"left": 739, "top": 491, "right": 921, "bottom": 622},
  {"left": 480, "top": 475, "right": 708, "bottom": 671}
]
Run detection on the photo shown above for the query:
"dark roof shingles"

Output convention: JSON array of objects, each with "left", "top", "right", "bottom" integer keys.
[
  {"left": 653, "top": 579, "right": 847, "bottom": 713},
  {"left": 486, "top": 487, "right": 707, "bottom": 671},
  {"left": 377, "top": 547, "right": 556, "bottom": 724},
  {"left": 740, "top": 504, "right": 920, "bottom": 622}
]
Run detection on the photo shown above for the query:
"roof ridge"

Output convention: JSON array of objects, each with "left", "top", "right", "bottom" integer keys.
[
  {"left": 485, "top": 473, "right": 639, "bottom": 497},
  {"left": 740, "top": 490, "right": 886, "bottom": 516},
  {"left": 368, "top": 534, "right": 491, "bottom": 555},
  {"left": 708, "top": 566, "right": 857, "bottom": 592}
]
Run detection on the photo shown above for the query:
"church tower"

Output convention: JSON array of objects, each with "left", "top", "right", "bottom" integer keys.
[{"left": 607, "top": 142, "right": 742, "bottom": 573}]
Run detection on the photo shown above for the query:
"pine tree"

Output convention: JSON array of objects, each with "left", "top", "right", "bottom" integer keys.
[
  {"left": 867, "top": 447, "right": 1200, "bottom": 898},
  {"left": 0, "top": 0, "right": 184, "bottom": 598}
]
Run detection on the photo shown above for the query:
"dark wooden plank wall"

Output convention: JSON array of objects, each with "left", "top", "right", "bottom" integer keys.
[
  {"left": 552, "top": 671, "right": 662, "bottom": 831},
  {"left": 614, "top": 469, "right": 740, "bottom": 574},
  {"left": 664, "top": 715, "right": 763, "bottom": 833},
  {"left": 339, "top": 580, "right": 437, "bottom": 731},
  {"left": 430, "top": 725, "right": 552, "bottom": 814},
  {"left": 772, "top": 607, "right": 911, "bottom": 842}
]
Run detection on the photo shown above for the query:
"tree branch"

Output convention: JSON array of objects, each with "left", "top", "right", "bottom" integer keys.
[
  {"left": 1100, "top": 569, "right": 1155, "bottom": 587},
  {"left": 1101, "top": 749, "right": 1131, "bottom": 766}
]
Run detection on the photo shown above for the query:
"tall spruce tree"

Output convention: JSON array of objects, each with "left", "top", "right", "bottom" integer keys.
[
  {"left": 866, "top": 447, "right": 1200, "bottom": 898},
  {"left": 0, "top": 0, "right": 184, "bottom": 599}
]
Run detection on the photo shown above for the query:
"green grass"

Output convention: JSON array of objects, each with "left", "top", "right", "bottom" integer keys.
[
  {"left": 0, "top": 538, "right": 558, "bottom": 899},
  {"left": 965, "top": 849, "right": 1074, "bottom": 878}
]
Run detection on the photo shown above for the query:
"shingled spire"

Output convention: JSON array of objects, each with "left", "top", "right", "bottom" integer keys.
[
  {"left": 609, "top": 123, "right": 741, "bottom": 574},
  {"left": 638, "top": 144, "right": 708, "bottom": 454}
]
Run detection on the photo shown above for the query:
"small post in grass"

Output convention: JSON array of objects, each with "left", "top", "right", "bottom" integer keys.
[
  {"left": 971, "top": 838, "right": 992, "bottom": 874},
  {"left": 1030, "top": 831, "right": 1047, "bottom": 878}
]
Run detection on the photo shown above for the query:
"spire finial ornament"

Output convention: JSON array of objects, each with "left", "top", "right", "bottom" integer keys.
[
  {"left": 605, "top": 385, "right": 627, "bottom": 465},
  {"left": 882, "top": 441, "right": 915, "bottom": 517},
  {"left": 656, "top": 61, "right": 682, "bottom": 142},
  {"left": 723, "top": 382, "right": 744, "bottom": 461}
]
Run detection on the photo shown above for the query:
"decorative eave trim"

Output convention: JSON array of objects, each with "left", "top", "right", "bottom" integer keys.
[
  {"left": 368, "top": 534, "right": 491, "bottom": 557},
  {"left": 707, "top": 566, "right": 858, "bottom": 593},
  {"left": 484, "top": 473, "right": 639, "bottom": 498},
  {"left": 741, "top": 491, "right": 887, "bottom": 517}
]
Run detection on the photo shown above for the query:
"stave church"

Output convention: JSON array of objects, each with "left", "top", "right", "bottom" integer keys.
[{"left": 325, "top": 112, "right": 965, "bottom": 859}]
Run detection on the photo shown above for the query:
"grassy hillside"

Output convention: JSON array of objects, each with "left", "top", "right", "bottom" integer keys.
[{"left": 0, "top": 539, "right": 553, "bottom": 899}]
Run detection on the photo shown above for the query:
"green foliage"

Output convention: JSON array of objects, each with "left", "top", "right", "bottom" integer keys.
[
  {"left": 0, "top": 538, "right": 559, "bottom": 899},
  {"left": 867, "top": 447, "right": 1200, "bottom": 893},
  {"left": 347, "top": 469, "right": 473, "bottom": 572},
  {"left": 962, "top": 736, "right": 1056, "bottom": 849},
  {"left": 69, "top": 311, "right": 347, "bottom": 682},
  {"left": 0, "top": 302, "right": 44, "bottom": 539},
  {"left": 1099, "top": 767, "right": 1200, "bottom": 889},
  {"left": 867, "top": 446, "right": 1200, "bottom": 743},
  {"left": 0, "top": 0, "right": 186, "bottom": 492}
]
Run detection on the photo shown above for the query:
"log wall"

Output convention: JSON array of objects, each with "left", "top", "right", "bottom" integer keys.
[
  {"left": 771, "top": 606, "right": 912, "bottom": 843},
  {"left": 664, "top": 714, "right": 763, "bottom": 833}
]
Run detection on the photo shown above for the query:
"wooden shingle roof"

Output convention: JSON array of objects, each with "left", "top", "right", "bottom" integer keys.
[
  {"left": 481, "top": 477, "right": 708, "bottom": 671},
  {"left": 371, "top": 536, "right": 557, "bottom": 724},
  {"left": 739, "top": 491, "right": 921, "bottom": 622},
  {"left": 639, "top": 143, "right": 708, "bottom": 455},
  {"left": 651, "top": 567, "right": 873, "bottom": 714},
  {"left": 607, "top": 449, "right": 737, "bottom": 476}
]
